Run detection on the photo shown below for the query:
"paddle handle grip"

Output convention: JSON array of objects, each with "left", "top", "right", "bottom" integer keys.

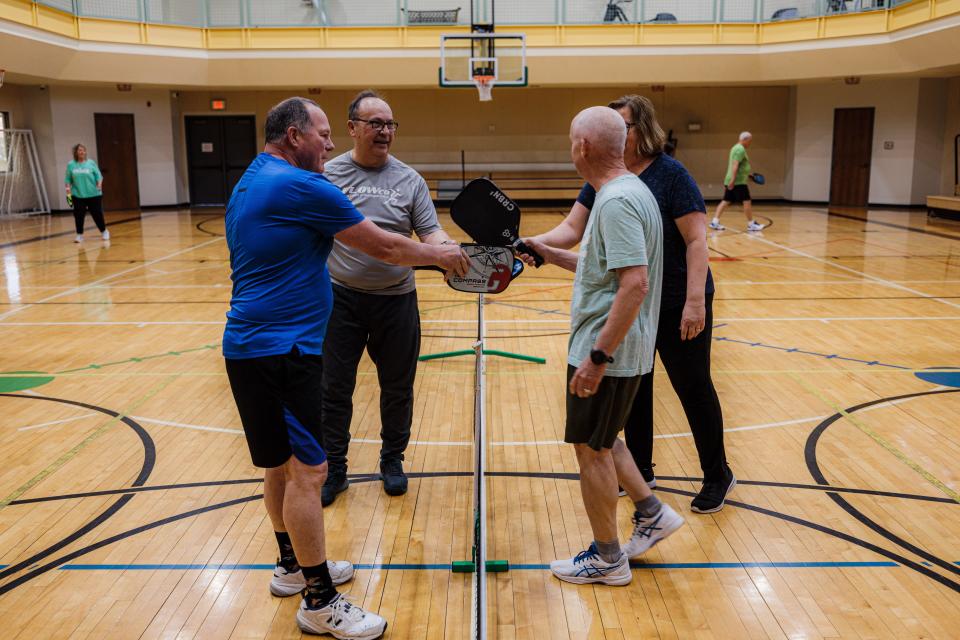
[{"left": 514, "top": 240, "right": 544, "bottom": 268}]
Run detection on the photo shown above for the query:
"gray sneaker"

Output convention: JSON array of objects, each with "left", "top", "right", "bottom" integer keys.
[{"left": 549, "top": 544, "right": 632, "bottom": 586}]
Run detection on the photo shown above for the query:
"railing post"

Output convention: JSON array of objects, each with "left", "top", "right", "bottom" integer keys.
[
  {"left": 755, "top": 0, "right": 761, "bottom": 22},
  {"left": 202, "top": 0, "right": 209, "bottom": 28}
]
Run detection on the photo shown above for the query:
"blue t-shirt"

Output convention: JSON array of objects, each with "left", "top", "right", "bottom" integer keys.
[
  {"left": 577, "top": 153, "right": 714, "bottom": 309},
  {"left": 223, "top": 153, "right": 365, "bottom": 359}
]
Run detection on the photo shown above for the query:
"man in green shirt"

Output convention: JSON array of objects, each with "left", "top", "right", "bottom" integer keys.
[
  {"left": 711, "top": 132, "right": 764, "bottom": 232},
  {"left": 524, "top": 106, "right": 684, "bottom": 586},
  {"left": 64, "top": 143, "right": 109, "bottom": 243}
]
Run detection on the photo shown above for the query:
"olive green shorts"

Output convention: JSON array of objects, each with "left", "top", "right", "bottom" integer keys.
[{"left": 564, "top": 365, "right": 642, "bottom": 451}]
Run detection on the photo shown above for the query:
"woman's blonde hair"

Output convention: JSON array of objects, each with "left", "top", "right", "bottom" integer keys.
[{"left": 607, "top": 95, "right": 666, "bottom": 158}]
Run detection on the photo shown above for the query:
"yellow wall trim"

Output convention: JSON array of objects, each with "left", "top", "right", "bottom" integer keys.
[{"left": 0, "top": 0, "right": 958, "bottom": 49}]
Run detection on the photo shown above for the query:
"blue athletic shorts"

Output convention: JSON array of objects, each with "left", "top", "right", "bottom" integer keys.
[{"left": 225, "top": 348, "right": 327, "bottom": 468}]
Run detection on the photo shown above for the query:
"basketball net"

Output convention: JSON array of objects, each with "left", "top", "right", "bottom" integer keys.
[
  {"left": 0, "top": 70, "right": 5, "bottom": 89},
  {"left": 473, "top": 75, "right": 494, "bottom": 102}
]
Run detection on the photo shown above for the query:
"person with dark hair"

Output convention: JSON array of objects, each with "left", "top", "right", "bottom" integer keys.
[
  {"left": 64, "top": 143, "right": 108, "bottom": 243},
  {"left": 523, "top": 95, "right": 734, "bottom": 514},
  {"left": 319, "top": 90, "right": 459, "bottom": 505},
  {"left": 223, "top": 96, "right": 468, "bottom": 639}
]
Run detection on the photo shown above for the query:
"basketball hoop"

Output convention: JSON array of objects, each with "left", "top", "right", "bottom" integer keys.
[
  {"left": 473, "top": 75, "right": 494, "bottom": 102},
  {"left": 0, "top": 70, "right": 6, "bottom": 89}
]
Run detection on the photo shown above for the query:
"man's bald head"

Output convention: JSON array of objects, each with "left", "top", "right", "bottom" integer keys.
[
  {"left": 569, "top": 106, "right": 628, "bottom": 178},
  {"left": 571, "top": 107, "right": 628, "bottom": 163}
]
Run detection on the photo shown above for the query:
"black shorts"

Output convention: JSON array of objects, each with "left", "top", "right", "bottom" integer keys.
[
  {"left": 722, "top": 184, "right": 751, "bottom": 203},
  {"left": 564, "top": 365, "right": 642, "bottom": 451},
  {"left": 225, "top": 349, "right": 327, "bottom": 468}
]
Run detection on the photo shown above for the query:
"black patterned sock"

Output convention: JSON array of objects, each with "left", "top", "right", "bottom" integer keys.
[
  {"left": 301, "top": 562, "right": 339, "bottom": 609},
  {"left": 275, "top": 531, "right": 299, "bottom": 572}
]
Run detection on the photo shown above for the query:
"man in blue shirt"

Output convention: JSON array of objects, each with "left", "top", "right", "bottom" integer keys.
[{"left": 223, "top": 97, "right": 468, "bottom": 639}]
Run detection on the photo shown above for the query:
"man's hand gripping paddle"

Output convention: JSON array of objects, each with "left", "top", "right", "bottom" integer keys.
[
  {"left": 417, "top": 244, "right": 524, "bottom": 294},
  {"left": 450, "top": 178, "right": 545, "bottom": 267}
]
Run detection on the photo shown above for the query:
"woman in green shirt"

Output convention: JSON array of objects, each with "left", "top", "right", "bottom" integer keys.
[{"left": 65, "top": 143, "right": 109, "bottom": 242}]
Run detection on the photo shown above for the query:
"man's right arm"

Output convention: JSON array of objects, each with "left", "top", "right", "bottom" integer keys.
[{"left": 336, "top": 219, "right": 469, "bottom": 276}]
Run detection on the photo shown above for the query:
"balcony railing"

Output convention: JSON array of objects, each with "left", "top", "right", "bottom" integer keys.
[{"left": 34, "top": 0, "right": 915, "bottom": 29}]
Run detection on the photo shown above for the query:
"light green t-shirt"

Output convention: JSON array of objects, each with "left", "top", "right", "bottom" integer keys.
[
  {"left": 724, "top": 143, "right": 751, "bottom": 186},
  {"left": 65, "top": 159, "right": 103, "bottom": 199},
  {"left": 568, "top": 174, "right": 663, "bottom": 377}
]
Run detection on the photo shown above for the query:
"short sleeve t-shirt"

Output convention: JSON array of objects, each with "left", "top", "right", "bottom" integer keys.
[
  {"left": 569, "top": 174, "right": 663, "bottom": 378},
  {"left": 725, "top": 143, "right": 751, "bottom": 186},
  {"left": 222, "top": 153, "right": 365, "bottom": 359},
  {"left": 64, "top": 159, "right": 103, "bottom": 199},
  {"left": 576, "top": 153, "right": 714, "bottom": 309},
  {"left": 324, "top": 153, "right": 441, "bottom": 295}
]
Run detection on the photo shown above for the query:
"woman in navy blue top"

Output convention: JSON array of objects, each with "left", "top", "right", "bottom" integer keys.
[{"left": 527, "top": 95, "right": 733, "bottom": 513}]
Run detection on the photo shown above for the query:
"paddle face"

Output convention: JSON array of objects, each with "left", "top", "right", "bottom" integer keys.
[
  {"left": 451, "top": 178, "right": 520, "bottom": 245},
  {"left": 451, "top": 178, "right": 543, "bottom": 266},
  {"left": 750, "top": 173, "right": 765, "bottom": 185},
  {"left": 417, "top": 244, "right": 521, "bottom": 294}
]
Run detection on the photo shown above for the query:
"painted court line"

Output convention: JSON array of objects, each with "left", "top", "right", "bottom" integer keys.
[
  {"left": 21, "top": 561, "right": 907, "bottom": 571},
  {"left": 742, "top": 234, "right": 960, "bottom": 310},
  {"left": 16, "top": 413, "right": 98, "bottom": 432},
  {"left": 0, "top": 237, "right": 224, "bottom": 322}
]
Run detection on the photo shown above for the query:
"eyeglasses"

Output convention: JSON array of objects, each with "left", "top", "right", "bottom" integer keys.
[
  {"left": 623, "top": 121, "right": 639, "bottom": 129},
  {"left": 352, "top": 118, "right": 399, "bottom": 132}
]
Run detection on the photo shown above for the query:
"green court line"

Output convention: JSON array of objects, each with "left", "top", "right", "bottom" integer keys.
[
  {"left": 57, "top": 343, "right": 221, "bottom": 374},
  {"left": 787, "top": 371, "right": 960, "bottom": 505},
  {"left": 0, "top": 375, "right": 180, "bottom": 511}
]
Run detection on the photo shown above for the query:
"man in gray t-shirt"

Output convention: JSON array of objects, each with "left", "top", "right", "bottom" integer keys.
[{"left": 320, "top": 91, "right": 458, "bottom": 505}]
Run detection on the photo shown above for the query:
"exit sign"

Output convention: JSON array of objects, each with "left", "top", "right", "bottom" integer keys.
[{"left": 211, "top": 99, "right": 227, "bottom": 111}]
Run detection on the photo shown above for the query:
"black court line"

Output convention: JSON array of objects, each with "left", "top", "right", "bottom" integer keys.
[
  {"left": 11, "top": 471, "right": 955, "bottom": 508},
  {"left": 805, "top": 387, "right": 960, "bottom": 590},
  {"left": 823, "top": 210, "right": 960, "bottom": 242},
  {"left": 0, "top": 213, "right": 151, "bottom": 250},
  {"left": 4, "top": 471, "right": 959, "bottom": 595},
  {"left": 0, "top": 393, "right": 155, "bottom": 593},
  {"left": 195, "top": 215, "right": 225, "bottom": 237}
]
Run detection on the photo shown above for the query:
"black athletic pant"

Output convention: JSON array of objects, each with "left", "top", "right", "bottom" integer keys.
[
  {"left": 321, "top": 284, "right": 420, "bottom": 470},
  {"left": 624, "top": 293, "right": 728, "bottom": 483},
  {"left": 72, "top": 195, "right": 106, "bottom": 234}
]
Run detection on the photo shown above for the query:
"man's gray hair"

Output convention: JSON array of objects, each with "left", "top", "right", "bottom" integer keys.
[
  {"left": 739, "top": 131, "right": 753, "bottom": 142},
  {"left": 265, "top": 97, "right": 320, "bottom": 144}
]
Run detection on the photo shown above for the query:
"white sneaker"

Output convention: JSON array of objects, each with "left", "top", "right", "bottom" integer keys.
[
  {"left": 297, "top": 594, "right": 387, "bottom": 640},
  {"left": 102, "top": 229, "right": 110, "bottom": 240},
  {"left": 709, "top": 220, "right": 725, "bottom": 231},
  {"left": 269, "top": 560, "right": 355, "bottom": 597},
  {"left": 622, "top": 503, "right": 685, "bottom": 558},
  {"left": 746, "top": 220, "right": 765, "bottom": 232},
  {"left": 74, "top": 234, "right": 83, "bottom": 243},
  {"left": 549, "top": 544, "right": 632, "bottom": 586}
]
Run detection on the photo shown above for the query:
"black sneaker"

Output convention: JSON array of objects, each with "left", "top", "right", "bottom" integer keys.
[
  {"left": 321, "top": 467, "right": 349, "bottom": 507},
  {"left": 641, "top": 464, "right": 657, "bottom": 489},
  {"left": 380, "top": 459, "right": 408, "bottom": 496},
  {"left": 690, "top": 467, "right": 736, "bottom": 514}
]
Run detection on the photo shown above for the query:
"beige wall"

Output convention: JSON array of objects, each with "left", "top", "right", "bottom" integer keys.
[
  {"left": 173, "top": 86, "right": 792, "bottom": 200},
  {"left": 789, "top": 78, "right": 929, "bottom": 205},
  {"left": 47, "top": 86, "right": 179, "bottom": 209},
  {"left": 941, "top": 77, "right": 960, "bottom": 196},
  {"left": 912, "top": 78, "right": 948, "bottom": 204}
]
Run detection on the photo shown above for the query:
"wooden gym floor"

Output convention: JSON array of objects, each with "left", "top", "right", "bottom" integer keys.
[{"left": 0, "top": 204, "right": 958, "bottom": 639}]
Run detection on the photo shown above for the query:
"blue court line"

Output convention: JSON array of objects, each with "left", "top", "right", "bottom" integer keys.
[
  {"left": 713, "top": 336, "right": 910, "bottom": 370},
  {"left": 2, "top": 561, "right": 911, "bottom": 572}
]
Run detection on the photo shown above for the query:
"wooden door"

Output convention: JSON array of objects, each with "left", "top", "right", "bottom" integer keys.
[
  {"left": 829, "top": 107, "right": 874, "bottom": 207},
  {"left": 94, "top": 113, "right": 140, "bottom": 211},
  {"left": 186, "top": 116, "right": 256, "bottom": 206}
]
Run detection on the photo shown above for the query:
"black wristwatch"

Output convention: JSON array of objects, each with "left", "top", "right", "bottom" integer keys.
[{"left": 590, "top": 348, "right": 614, "bottom": 365}]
